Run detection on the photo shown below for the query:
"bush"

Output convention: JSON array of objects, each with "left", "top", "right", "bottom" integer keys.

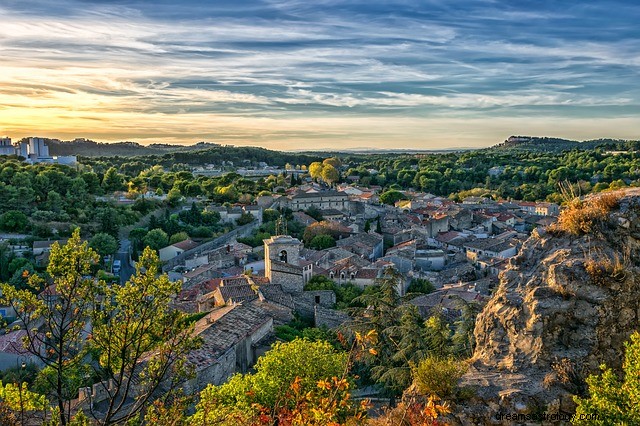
[
  {"left": 584, "top": 252, "right": 627, "bottom": 285},
  {"left": 573, "top": 332, "right": 640, "bottom": 425},
  {"left": 413, "top": 356, "right": 468, "bottom": 399},
  {"left": 552, "top": 193, "right": 620, "bottom": 236}
]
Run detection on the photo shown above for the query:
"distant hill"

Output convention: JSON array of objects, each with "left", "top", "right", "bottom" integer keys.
[
  {"left": 45, "top": 138, "right": 222, "bottom": 157},
  {"left": 491, "top": 135, "right": 636, "bottom": 152}
]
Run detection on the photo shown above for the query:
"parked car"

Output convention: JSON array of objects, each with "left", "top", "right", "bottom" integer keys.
[{"left": 112, "top": 259, "right": 121, "bottom": 274}]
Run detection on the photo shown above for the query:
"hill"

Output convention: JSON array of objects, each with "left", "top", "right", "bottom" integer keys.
[
  {"left": 45, "top": 138, "right": 222, "bottom": 157},
  {"left": 491, "top": 135, "right": 635, "bottom": 152}
]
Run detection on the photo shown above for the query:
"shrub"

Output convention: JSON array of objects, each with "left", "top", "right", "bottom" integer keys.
[
  {"left": 551, "top": 193, "right": 620, "bottom": 236},
  {"left": 413, "top": 356, "right": 468, "bottom": 399},
  {"left": 584, "top": 252, "right": 627, "bottom": 286}
]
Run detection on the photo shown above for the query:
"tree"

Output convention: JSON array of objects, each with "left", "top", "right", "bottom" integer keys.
[
  {"left": 88, "top": 248, "right": 201, "bottom": 424},
  {"left": 102, "top": 167, "right": 124, "bottom": 192},
  {"left": 89, "top": 233, "right": 118, "bottom": 257},
  {"left": 573, "top": 332, "right": 640, "bottom": 425},
  {"left": 235, "top": 212, "right": 254, "bottom": 226},
  {"left": 308, "top": 162, "right": 324, "bottom": 180},
  {"left": 407, "top": 278, "right": 435, "bottom": 295},
  {"left": 379, "top": 190, "right": 406, "bottom": 205},
  {"left": 143, "top": 228, "right": 169, "bottom": 251},
  {"left": 0, "top": 211, "right": 28, "bottom": 232},
  {"left": 309, "top": 234, "right": 336, "bottom": 250},
  {"left": 1, "top": 230, "right": 99, "bottom": 425},
  {"left": 352, "top": 268, "right": 403, "bottom": 395},
  {"left": 323, "top": 157, "right": 342, "bottom": 168},
  {"left": 321, "top": 164, "right": 339, "bottom": 185},
  {"left": 169, "top": 232, "right": 189, "bottom": 245},
  {"left": 166, "top": 187, "right": 183, "bottom": 207},
  {"left": 191, "top": 339, "right": 348, "bottom": 422}
]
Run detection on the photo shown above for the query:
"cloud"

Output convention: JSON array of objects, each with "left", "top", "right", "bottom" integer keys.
[{"left": 0, "top": 0, "right": 638, "bottom": 148}]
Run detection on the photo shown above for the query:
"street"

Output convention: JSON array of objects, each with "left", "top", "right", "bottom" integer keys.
[{"left": 116, "top": 238, "right": 136, "bottom": 284}]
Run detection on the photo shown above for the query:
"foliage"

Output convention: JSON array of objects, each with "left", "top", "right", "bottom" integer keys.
[
  {"left": 191, "top": 339, "right": 349, "bottom": 422},
  {"left": 406, "top": 278, "right": 435, "bottom": 295},
  {"left": 89, "top": 247, "right": 201, "bottom": 424},
  {"left": 573, "top": 332, "right": 640, "bottom": 425},
  {"left": 551, "top": 193, "right": 620, "bottom": 236},
  {"left": 308, "top": 234, "right": 336, "bottom": 250},
  {"left": 0, "top": 229, "right": 99, "bottom": 424},
  {"left": 143, "top": 228, "right": 169, "bottom": 251},
  {"left": 303, "top": 221, "right": 350, "bottom": 245},
  {"left": 169, "top": 231, "right": 190, "bottom": 245},
  {"left": 413, "top": 356, "right": 468, "bottom": 399},
  {"left": 235, "top": 212, "right": 255, "bottom": 226},
  {"left": 379, "top": 190, "right": 406, "bottom": 205},
  {"left": 0, "top": 210, "right": 29, "bottom": 232},
  {"left": 89, "top": 232, "right": 119, "bottom": 257}
]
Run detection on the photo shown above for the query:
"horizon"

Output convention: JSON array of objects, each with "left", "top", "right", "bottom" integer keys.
[{"left": 1, "top": 1, "right": 638, "bottom": 150}]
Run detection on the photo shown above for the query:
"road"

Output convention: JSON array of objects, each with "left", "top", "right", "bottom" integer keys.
[{"left": 115, "top": 238, "right": 135, "bottom": 284}]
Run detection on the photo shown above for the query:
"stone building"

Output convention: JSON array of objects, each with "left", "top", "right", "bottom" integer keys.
[{"left": 263, "top": 235, "right": 311, "bottom": 292}]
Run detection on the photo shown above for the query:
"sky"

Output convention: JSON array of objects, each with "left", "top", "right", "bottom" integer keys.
[{"left": 0, "top": 0, "right": 638, "bottom": 151}]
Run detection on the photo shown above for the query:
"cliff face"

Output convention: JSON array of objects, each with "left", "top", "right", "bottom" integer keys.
[{"left": 456, "top": 191, "right": 640, "bottom": 424}]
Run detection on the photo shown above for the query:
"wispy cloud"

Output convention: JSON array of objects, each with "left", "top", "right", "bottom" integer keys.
[{"left": 0, "top": 0, "right": 638, "bottom": 148}]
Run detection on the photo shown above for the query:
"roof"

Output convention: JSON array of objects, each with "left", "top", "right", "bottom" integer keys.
[
  {"left": 435, "top": 231, "right": 462, "bottom": 243},
  {"left": 218, "top": 284, "right": 258, "bottom": 304},
  {"left": 33, "top": 239, "right": 68, "bottom": 250},
  {"left": 172, "top": 239, "right": 200, "bottom": 251},
  {"left": 188, "top": 304, "right": 272, "bottom": 371},
  {"left": 291, "top": 190, "right": 348, "bottom": 199},
  {"left": 0, "top": 330, "right": 30, "bottom": 355}
]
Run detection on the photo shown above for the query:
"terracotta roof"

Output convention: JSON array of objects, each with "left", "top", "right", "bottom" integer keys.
[{"left": 172, "top": 239, "right": 200, "bottom": 251}]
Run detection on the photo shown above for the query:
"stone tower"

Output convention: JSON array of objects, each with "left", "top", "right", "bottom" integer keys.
[{"left": 263, "top": 235, "right": 305, "bottom": 293}]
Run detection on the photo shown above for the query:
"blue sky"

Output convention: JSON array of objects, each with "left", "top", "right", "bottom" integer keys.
[{"left": 0, "top": 0, "right": 638, "bottom": 150}]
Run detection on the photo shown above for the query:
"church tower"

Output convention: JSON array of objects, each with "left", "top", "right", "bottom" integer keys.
[{"left": 263, "top": 234, "right": 305, "bottom": 293}]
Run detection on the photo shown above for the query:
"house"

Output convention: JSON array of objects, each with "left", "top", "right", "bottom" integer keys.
[
  {"left": 159, "top": 239, "right": 200, "bottom": 262},
  {"left": 464, "top": 238, "right": 518, "bottom": 261},
  {"left": 336, "top": 232, "right": 384, "bottom": 261},
  {"left": 284, "top": 190, "right": 349, "bottom": 212},
  {"left": 183, "top": 303, "right": 273, "bottom": 393},
  {"left": 415, "top": 249, "right": 447, "bottom": 271}
]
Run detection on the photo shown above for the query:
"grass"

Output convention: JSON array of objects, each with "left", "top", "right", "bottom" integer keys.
[{"left": 550, "top": 192, "right": 620, "bottom": 236}]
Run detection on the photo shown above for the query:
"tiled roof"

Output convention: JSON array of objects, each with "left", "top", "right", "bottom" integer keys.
[
  {"left": 172, "top": 239, "right": 200, "bottom": 251},
  {"left": 188, "top": 304, "right": 272, "bottom": 370}
]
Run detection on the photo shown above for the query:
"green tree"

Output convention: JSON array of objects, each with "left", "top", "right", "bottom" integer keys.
[
  {"left": 102, "top": 167, "right": 124, "bottom": 192},
  {"left": 1, "top": 230, "right": 99, "bottom": 425},
  {"left": 406, "top": 278, "right": 435, "bottom": 295},
  {"left": 235, "top": 212, "right": 254, "bottom": 226},
  {"left": 169, "top": 231, "right": 190, "bottom": 245},
  {"left": 191, "top": 339, "right": 348, "bottom": 422},
  {"left": 352, "top": 268, "right": 403, "bottom": 395},
  {"left": 573, "top": 332, "right": 640, "bottom": 425},
  {"left": 88, "top": 233, "right": 118, "bottom": 258},
  {"left": 309, "top": 234, "right": 336, "bottom": 250},
  {"left": 166, "top": 187, "right": 183, "bottom": 207},
  {"left": 0, "top": 211, "right": 29, "bottom": 232},
  {"left": 379, "top": 190, "right": 406, "bottom": 205},
  {"left": 89, "top": 248, "right": 201, "bottom": 424},
  {"left": 143, "top": 228, "right": 169, "bottom": 251}
]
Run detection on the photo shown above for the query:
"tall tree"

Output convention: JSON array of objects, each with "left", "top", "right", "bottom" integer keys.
[
  {"left": 88, "top": 248, "right": 201, "bottom": 424},
  {"left": 1, "top": 230, "right": 99, "bottom": 425}
]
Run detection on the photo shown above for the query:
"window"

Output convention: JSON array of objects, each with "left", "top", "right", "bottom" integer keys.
[
  {"left": 279, "top": 250, "right": 288, "bottom": 263},
  {"left": 329, "top": 272, "right": 334, "bottom": 279},
  {"left": 315, "top": 295, "right": 320, "bottom": 304}
]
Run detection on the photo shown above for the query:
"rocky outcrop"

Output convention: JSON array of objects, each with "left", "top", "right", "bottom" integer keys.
[{"left": 454, "top": 190, "right": 640, "bottom": 425}]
